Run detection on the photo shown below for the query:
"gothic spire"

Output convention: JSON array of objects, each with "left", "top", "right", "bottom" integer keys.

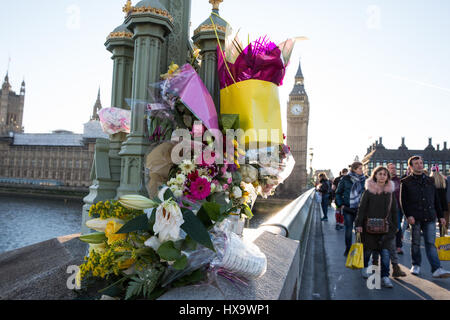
[
  {"left": 295, "top": 59, "right": 304, "bottom": 80},
  {"left": 91, "top": 87, "right": 102, "bottom": 121}
]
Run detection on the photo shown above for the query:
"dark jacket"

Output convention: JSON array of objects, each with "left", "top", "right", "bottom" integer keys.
[
  {"left": 335, "top": 175, "right": 353, "bottom": 208},
  {"left": 391, "top": 175, "right": 401, "bottom": 207},
  {"left": 356, "top": 179, "right": 398, "bottom": 251},
  {"left": 318, "top": 179, "right": 331, "bottom": 195},
  {"left": 400, "top": 174, "right": 443, "bottom": 222},
  {"left": 434, "top": 180, "right": 448, "bottom": 212}
]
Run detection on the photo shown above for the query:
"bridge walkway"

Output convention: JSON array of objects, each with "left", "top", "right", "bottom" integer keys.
[{"left": 320, "top": 206, "right": 450, "bottom": 300}]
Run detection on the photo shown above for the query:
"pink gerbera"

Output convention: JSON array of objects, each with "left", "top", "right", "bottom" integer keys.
[{"left": 188, "top": 177, "right": 211, "bottom": 200}]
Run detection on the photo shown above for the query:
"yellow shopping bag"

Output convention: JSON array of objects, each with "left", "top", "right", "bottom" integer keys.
[
  {"left": 220, "top": 80, "right": 284, "bottom": 145},
  {"left": 346, "top": 233, "right": 364, "bottom": 270},
  {"left": 436, "top": 226, "right": 450, "bottom": 261}
]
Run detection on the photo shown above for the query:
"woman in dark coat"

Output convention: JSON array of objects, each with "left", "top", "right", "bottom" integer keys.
[
  {"left": 355, "top": 166, "right": 398, "bottom": 288},
  {"left": 336, "top": 162, "right": 366, "bottom": 256},
  {"left": 430, "top": 168, "right": 448, "bottom": 236}
]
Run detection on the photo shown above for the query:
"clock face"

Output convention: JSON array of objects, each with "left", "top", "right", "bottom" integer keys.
[{"left": 291, "top": 104, "right": 303, "bottom": 116}]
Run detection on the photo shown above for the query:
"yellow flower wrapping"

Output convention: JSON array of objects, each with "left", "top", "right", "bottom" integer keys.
[{"left": 220, "top": 79, "right": 283, "bottom": 145}]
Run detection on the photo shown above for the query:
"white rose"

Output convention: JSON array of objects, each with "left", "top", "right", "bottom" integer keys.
[
  {"left": 232, "top": 186, "right": 243, "bottom": 199},
  {"left": 210, "top": 183, "right": 216, "bottom": 193},
  {"left": 167, "top": 178, "right": 178, "bottom": 187},
  {"left": 153, "top": 200, "right": 185, "bottom": 243},
  {"left": 175, "top": 174, "right": 186, "bottom": 185},
  {"left": 174, "top": 189, "right": 183, "bottom": 198},
  {"left": 144, "top": 236, "right": 162, "bottom": 251}
]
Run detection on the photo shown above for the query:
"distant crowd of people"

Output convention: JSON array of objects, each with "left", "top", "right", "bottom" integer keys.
[{"left": 315, "top": 156, "right": 450, "bottom": 288}]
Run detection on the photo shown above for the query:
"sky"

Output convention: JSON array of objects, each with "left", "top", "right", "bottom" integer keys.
[{"left": 1, "top": 0, "right": 449, "bottom": 177}]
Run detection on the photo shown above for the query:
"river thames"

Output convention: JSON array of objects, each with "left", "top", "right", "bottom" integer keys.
[
  {"left": 0, "top": 194, "right": 83, "bottom": 254},
  {"left": 0, "top": 194, "right": 283, "bottom": 254}
]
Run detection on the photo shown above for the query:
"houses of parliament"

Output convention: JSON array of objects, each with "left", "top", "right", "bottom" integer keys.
[{"left": 0, "top": 72, "right": 107, "bottom": 189}]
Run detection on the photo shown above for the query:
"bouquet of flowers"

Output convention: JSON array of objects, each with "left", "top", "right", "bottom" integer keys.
[{"left": 78, "top": 26, "right": 299, "bottom": 299}]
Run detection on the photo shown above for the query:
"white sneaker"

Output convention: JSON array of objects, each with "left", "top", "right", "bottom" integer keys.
[
  {"left": 381, "top": 277, "right": 394, "bottom": 288},
  {"left": 361, "top": 268, "right": 369, "bottom": 279},
  {"left": 410, "top": 265, "right": 421, "bottom": 276},
  {"left": 432, "top": 268, "right": 450, "bottom": 279}
]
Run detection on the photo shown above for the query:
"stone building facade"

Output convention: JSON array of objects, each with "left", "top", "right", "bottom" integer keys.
[
  {"left": 0, "top": 77, "right": 108, "bottom": 188},
  {"left": 277, "top": 60, "right": 310, "bottom": 198},
  {"left": 362, "top": 137, "right": 450, "bottom": 177}
]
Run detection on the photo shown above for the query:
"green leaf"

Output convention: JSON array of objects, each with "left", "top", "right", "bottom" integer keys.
[
  {"left": 125, "top": 280, "right": 143, "bottom": 300},
  {"left": 173, "top": 255, "right": 188, "bottom": 270},
  {"left": 172, "top": 269, "right": 207, "bottom": 288},
  {"left": 116, "top": 214, "right": 149, "bottom": 234},
  {"left": 185, "top": 207, "right": 212, "bottom": 229},
  {"left": 220, "top": 114, "right": 240, "bottom": 130},
  {"left": 147, "top": 209, "right": 156, "bottom": 234},
  {"left": 210, "top": 192, "right": 233, "bottom": 214},
  {"left": 164, "top": 188, "right": 174, "bottom": 201},
  {"left": 157, "top": 241, "right": 182, "bottom": 261},
  {"left": 201, "top": 202, "right": 221, "bottom": 222},
  {"left": 181, "top": 235, "right": 198, "bottom": 251},
  {"left": 181, "top": 210, "right": 215, "bottom": 252}
]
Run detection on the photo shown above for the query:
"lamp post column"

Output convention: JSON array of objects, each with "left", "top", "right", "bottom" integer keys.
[{"left": 117, "top": 3, "right": 174, "bottom": 197}]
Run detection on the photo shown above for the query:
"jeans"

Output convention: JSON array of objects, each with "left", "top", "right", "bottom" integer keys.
[
  {"left": 344, "top": 212, "right": 356, "bottom": 251},
  {"left": 411, "top": 220, "right": 441, "bottom": 273},
  {"left": 321, "top": 194, "right": 329, "bottom": 219},
  {"left": 364, "top": 248, "right": 390, "bottom": 278}
]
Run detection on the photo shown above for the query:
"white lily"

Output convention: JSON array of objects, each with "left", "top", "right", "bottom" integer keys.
[
  {"left": 119, "top": 195, "right": 158, "bottom": 210},
  {"left": 85, "top": 218, "right": 125, "bottom": 232},
  {"left": 153, "top": 199, "right": 185, "bottom": 243}
]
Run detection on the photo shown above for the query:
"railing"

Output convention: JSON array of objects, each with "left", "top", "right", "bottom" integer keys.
[{"left": 160, "top": 189, "right": 318, "bottom": 300}]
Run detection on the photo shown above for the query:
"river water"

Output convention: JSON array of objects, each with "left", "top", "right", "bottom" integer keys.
[
  {"left": 0, "top": 194, "right": 83, "bottom": 254},
  {"left": 0, "top": 194, "right": 282, "bottom": 254}
]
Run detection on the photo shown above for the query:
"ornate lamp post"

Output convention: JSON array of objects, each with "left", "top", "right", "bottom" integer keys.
[{"left": 117, "top": 0, "right": 174, "bottom": 197}]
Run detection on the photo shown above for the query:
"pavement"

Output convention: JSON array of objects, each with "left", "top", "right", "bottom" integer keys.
[{"left": 321, "top": 206, "right": 450, "bottom": 300}]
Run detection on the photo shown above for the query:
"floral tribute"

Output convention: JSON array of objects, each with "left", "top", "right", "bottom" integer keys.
[{"left": 77, "top": 27, "right": 298, "bottom": 300}]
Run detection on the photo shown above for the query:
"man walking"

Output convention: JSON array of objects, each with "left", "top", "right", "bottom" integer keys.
[
  {"left": 332, "top": 169, "right": 348, "bottom": 230},
  {"left": 400, "top": 156, "right": 450, "bottom": 278}
]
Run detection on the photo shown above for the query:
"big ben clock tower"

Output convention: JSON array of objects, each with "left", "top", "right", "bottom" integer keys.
[{"left": 281, "top": 60, "right": 310, "bottom": 198}]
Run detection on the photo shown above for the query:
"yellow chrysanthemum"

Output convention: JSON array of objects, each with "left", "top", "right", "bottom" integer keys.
[{"left": 105, "top": 220, "right": 127, "bottom": 245}]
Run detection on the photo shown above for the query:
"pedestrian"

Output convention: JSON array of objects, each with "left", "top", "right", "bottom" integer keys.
[
  {"left": 317, "top": 172, "right": 332, "bottom": 221},
  {"left": 387, "top": 163, "right": 405, "bottom": 255},
  {"left": 386, "top": 163, "right": 407, "bottom": 278},
  {"left": 332, "top": 169, "right": 348, "bottom": 230},
  {"left": 430, "top": 166, "right": 449, "bottom": 237},
  {"left": 400, "top": 156, "right": 450, "bottom": 278},
  {"left": 355, "top": 166, "right": 398, "bottom": 288},
  {"left": 336, "top": 162, "right": 366, "bottom": 256}
]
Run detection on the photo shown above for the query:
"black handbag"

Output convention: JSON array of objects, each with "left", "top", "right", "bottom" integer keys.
[
  {"left": 365, "top": 194, "right": 392, "bottom": 235},
  {"left": 342, "top": 206, "right": 357, "bottom": 215}
]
